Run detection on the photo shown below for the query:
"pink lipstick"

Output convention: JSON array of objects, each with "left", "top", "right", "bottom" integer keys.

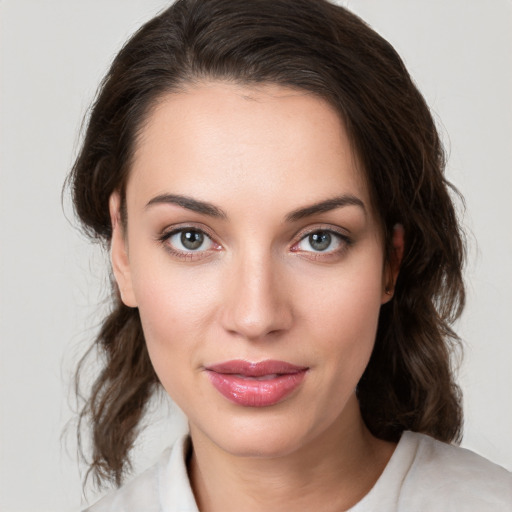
[{"left": 205, "top": 360, "right": 308, "bottom": 407}]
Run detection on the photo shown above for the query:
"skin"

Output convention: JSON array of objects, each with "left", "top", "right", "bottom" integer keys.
[{"left": 110, "top": 82, "right": 404, "bottom": 511}]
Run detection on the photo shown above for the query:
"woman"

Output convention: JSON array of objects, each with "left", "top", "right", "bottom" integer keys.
[{"left": 69, "top": 0, "right": 512, "bottom": 510}]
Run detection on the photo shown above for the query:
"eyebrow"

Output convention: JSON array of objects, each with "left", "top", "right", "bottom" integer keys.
[
  {"left": 145, "top": 194, "right": 227, "bottom": 219},
  {"left": 285, "top": 195, "right": 366, "bottom": 222},
  {"left": 145, "top": 193, "right": 365, "bottom": 222}
]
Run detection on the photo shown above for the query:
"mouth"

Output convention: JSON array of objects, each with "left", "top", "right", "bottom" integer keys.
[{"left": 204, "top": 360, "right": 309, "bottom": 407}]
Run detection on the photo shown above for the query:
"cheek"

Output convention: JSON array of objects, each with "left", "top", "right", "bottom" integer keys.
[
  {"left": 135, "top": 270, "right": 216, "bottom": 332},
  {"left": 137, "top": 271, "right": 218, "bottom": 329},
  {"left": 297, "top": 254, "right": 384, "bottom": 370},
  {"left": 129, "top": 258, "right": 237, "bottom": 409},
  {"left": 134, "top": 281, "right": 204, "bottom": 403}
]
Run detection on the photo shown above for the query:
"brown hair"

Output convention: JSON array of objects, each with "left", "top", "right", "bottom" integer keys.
[{"left": 69, "top": 0, "right": 465, "bottom": 488}]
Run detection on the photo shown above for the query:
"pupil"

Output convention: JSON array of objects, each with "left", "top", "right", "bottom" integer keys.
[
  {"left": 310, "top": 231, "right": 331, "bottom": 251},
  {"left": 181, "top": 230, "right": 204, "bottom": 250}
]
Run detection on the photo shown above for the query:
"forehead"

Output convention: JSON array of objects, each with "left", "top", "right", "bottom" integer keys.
[{"left": 128, "top": 82, "right": 371, "bottom": 216}]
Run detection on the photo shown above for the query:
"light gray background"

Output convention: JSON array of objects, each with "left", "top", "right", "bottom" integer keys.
[{"left": 1, "top": 1, "right": 511, "bottom": 510}]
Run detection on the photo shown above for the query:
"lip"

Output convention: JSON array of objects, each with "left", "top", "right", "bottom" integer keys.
[{"left": 204, "top": 360, "right": 308, "bottom": 407}]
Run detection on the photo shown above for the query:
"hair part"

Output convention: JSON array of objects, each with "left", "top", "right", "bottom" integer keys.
[{"left": 69, "top": 0, "right": 465, "bottom": 488}]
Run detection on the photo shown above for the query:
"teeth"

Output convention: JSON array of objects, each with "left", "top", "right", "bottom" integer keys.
[{"left": 256, "top": 374, "right": 279, "bottom": 381}]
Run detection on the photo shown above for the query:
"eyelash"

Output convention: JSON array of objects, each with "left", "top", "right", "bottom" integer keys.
[
  {"left": 157, "top": 225, "right": 353, "bottom": 261},
  {"left": 157, "top": 225, "right": 220, "bottom": 261},
  {"left": 290, "top": 227, "right": 353, "bottom": 260}
]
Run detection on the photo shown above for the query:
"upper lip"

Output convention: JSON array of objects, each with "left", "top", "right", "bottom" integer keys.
[{"left": 205, "top": 359, "right": 308, "bottom": 377}]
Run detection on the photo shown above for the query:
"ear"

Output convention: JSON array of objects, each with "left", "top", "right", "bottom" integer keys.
[
  {"left": 109, "top": 192, "right": 138, "bottom": 307},
  {"left": 381, "top": 223, "right": 404, "bottom": 304}
]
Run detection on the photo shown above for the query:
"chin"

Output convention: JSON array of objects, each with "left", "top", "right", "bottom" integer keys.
[
  {"left": 218, "top": 431, "right": 307, "bottom": 459},
  {"left": 191, "top": 408, "right": 321, "bottom": 459}
]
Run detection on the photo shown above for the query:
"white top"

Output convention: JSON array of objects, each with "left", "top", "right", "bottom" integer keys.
[{"left": 85, "top": 431, "right": 512, "bottom": 511}]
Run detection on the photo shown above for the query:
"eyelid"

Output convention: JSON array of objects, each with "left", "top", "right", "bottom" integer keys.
[
  {"left": 158, "top": 222, "right": 218, "bottom": 242},
  {"left": 292, "top": 224, "right": 351, "bottom": 244}
]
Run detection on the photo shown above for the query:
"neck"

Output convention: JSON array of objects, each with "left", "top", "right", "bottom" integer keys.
[{"left": 188, "top": 395, "right": 396, "bottom": 512}]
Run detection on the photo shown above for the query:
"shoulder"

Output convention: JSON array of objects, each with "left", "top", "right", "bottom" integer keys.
[
  {"left": 399, "top": 431, "right": 512, "bottom": 511},
  {"left": 82, "top": 448, "right": 169, "bottom": 512},
  {"left": 83, "top": 434, "right": 198, "bottom": 512}
]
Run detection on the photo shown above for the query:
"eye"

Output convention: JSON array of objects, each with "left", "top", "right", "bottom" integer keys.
[
  {"left": 160, "top": 227, "right": 217, "bottom": 255},
  {"left": 173, "top": 229, "right": 209, "bottom": 251},
  {"left": 293, "top": 229, "right": 348, "bottom": 254}
]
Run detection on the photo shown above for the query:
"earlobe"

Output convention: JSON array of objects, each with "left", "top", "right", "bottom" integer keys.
[
  {"left": 382, "top": 223, "right": 405, "bottom": 304},
  {"left": 109, "top": 192, "right": 138, "bottom": 308}
]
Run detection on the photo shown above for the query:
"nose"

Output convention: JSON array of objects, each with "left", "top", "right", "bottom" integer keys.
[{"left": 220, "top": 250, "right": 293, "bottom": 341}]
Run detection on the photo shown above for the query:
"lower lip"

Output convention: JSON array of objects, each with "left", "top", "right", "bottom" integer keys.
[{"left": 206, "top": 370, "right": 307, "bottom": 407}]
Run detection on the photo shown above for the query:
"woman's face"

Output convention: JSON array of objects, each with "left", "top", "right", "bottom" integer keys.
[{"left": 111, "top": 82, "right": 394, "bottom": 457}]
